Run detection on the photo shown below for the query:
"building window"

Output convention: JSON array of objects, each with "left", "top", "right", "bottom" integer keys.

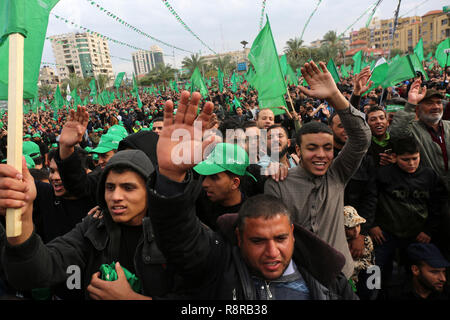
[{"left": 442, "top": 19, "right": 448, "bottom": 25}]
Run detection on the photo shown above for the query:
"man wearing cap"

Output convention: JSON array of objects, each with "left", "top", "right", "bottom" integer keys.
[
  {"left": 390, "top": 78, "right": 450, "bottom": 194},
  {"left": 32, "top": 132, "right": 49, "bottom": 167},
  {"left": 194, "top": 142, "right": 256, "bottom": 230},
  {"left": 378, "top": 243, "right": 450, "bottom": 300},
  {"left": 148, "top": 89, "right": 357, "bottom": 300},
  {"left": 23, "top": 140, "right": 44, "bottom": 170},
  {"left": 0, "top": 149, "right": 191, "bottom": 300},
  {"left": 132, "top": 121, "right": 142, "bottom": 134}
]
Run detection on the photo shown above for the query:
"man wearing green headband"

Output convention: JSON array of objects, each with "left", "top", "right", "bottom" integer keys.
[
  {"left": 194, "top": 142, "right": 256, "bottom": 230},
  {"left": 147, "top": 89, "right": 356, "bottom": 300}
]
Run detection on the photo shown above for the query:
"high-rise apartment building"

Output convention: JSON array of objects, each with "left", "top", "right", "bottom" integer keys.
[
  {"left": 131, "top": 45, "right": 165, "bottom": 76},
  {"left": 348, "top": 9, "right": 450, "bottom": 55},
  {"left": 49, "top": 32, "right": 114, "bottom": 83}
]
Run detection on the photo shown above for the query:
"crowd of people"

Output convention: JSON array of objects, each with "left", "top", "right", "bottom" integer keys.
[{"left": 0, "top": 60, "right": 449, "bottom": 301}]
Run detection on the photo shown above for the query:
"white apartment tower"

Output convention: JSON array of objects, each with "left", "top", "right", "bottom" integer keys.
[
  {"left": 49, "top": 32, "right": 114, "bottom": 83},
  {"left": 132, "top": 45, "right": 165, "bottom": 76}
]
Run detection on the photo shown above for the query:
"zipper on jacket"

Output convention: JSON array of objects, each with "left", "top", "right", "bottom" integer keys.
[
  {"left": 264, "top": 281, "right": 273, "bottom": 299},
  {"left": 232, "top": 288, "right": 237, "bottom": 300}
]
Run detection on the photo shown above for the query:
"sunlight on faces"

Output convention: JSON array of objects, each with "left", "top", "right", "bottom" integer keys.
[
  {"left": 237, "top": 214, "right": 294, "bottom": 280},
  {"left": 297, "top": 133, "right": 334, "bottom": 176},
  {"left": 49, "top": 159, "right": 66, "bottom": 197},
  {"left": 105, "top": 170, "right": 148, "bottom": 226}
]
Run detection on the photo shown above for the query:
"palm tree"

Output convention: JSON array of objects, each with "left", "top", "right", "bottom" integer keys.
[
  {"left": 211, "top": 55, "right": 235, "bottom": 76},
  {"left": 182, "top": 53, "right": 206, "bottom": 76},
  {"left": 284, "top": 37, "right": 305, "bottom": 70},
  {"left": 97, "top": 74, "right": 109, "bottom": 91},
  {"left": 38, "top": 84, "right": 53, "bottom": 99},
  {"left": 155, "top": 63, "right": 176, "bottom": 87},
  {"left": 321, "top": 31, "right": 345, "bottom": 62}
]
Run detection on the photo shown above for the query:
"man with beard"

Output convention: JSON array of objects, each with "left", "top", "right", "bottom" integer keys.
[
  {"left": 267, "top": 124, "right": 298, "bottom": 169},
  {"left": 390, "top": 78, "right": 450, "bottom": 194},
  {"left": 379, "top": 243, "right": 450, "bottom": 300}
]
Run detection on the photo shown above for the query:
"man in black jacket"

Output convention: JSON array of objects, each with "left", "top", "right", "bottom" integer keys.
[
  {"left": 149, "top": 84, "right": 357, "bottom": 300},
  {"left": 0, "top": 150, "right": 186, "bottom": 300}
]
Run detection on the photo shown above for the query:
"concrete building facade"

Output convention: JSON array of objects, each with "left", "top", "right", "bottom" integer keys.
[
  {"left": 131, "top": 45, "right": 165, "bottom": 76},
  {"left": 49, "top": 32, "right": 114, "bottom": 83}
]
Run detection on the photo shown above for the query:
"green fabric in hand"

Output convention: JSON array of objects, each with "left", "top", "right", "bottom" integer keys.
[{"left": 99, "top": 262, "right": 142, "bottom": 293}]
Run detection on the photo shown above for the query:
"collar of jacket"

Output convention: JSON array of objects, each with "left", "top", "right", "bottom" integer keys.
[
  {"left": 84, "top": 214, "right": 166, "bottom": 264},
  {"left": 217, "top": 213, "right": 345, "bottom": 290}
]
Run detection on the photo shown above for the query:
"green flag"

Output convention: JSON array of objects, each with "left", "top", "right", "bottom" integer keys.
[
  {"left": 132, "top": 74, "right": 138, "bottom": 97},
  {"left": 327, "top": 59, "right": 340, "bottom": 84},
  {"left": 218, "top": 67, "right": 224, "bottom": 92},
  {"left": 114, "top": 72, "right": 125, "bottom": 89},
  {"left": 286, "top": 64, "right": 299, "bottom": 86},
  {"left": 245, "top": 66, "right": 256, "bottom": 88},
  {"left": 409, "top": 53, "right": 429, "bottom": 81},
  {"left": 435, "top": 38, "right": 450, "bottom": 68},
  {"left": 279, "top": 54, "right": 288, "bottom": 76},
  {"left": 0, "top": 0, "right": 60, "bottom": 99},
  {"left": 54, "top": 84, "right": 64, "bottom": 109},
  {"left": 83, "top": 96, "right": 89, "bottom": 106},
  {"left": 414, "top": 38, "right": 424, "bottom": 62},
  {"left": 89, "top": 79, "right": 97, "bottom": 96},
  {"left": 352, "top": 50, "right": 363, "bottom": 74},
  {"left": 230, "top": 72, "right": 238, "bottom": 92},
  {"left": 425, "top": 52, "right": 433, "bottom": 61},
  {"left": 340, "top": 65, "right": 349, "bottom": 78},
  {"left": 190, "top": 67, "right": 208, "bottom": 98},
  {"left": 247, "top": 15, "right": 286, "bottom": 114},
  {"left": 173, "top": 80, "right": 179, "bottom": 93},
  {"left": 381, "top": 55, "right": 416, "bottom": 88}
]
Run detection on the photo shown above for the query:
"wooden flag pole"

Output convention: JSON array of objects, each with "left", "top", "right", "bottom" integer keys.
[{"left": 6, "top": 33, "right": 25, "bottom": 237}]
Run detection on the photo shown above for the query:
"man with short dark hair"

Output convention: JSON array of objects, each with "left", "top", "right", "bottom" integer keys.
[
  {"left": 366, "top": 106, "right": 394, "bottom": 167},
  {"left": 265, "top": 61, "right": 372, "bottom": 279},
  {"left": 148, "top": 91, "right": 357, "bottom": 299},
  {"left": 151, "top": 117, "right": 164, "bottom": 135}
]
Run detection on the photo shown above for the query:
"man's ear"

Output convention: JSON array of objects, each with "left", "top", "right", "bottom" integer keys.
[
  {"left": 232, "top": 177, "right": 241, "bottom": 190},
  {"left": 295, "top": 144, "right": 301, "bottom": 158},
  {"left": 411, "top": 265, "right": 420, "bottom": 276}
]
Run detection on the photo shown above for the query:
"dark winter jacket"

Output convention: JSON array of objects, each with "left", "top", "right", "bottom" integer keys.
[{"left": 149, "top": 170, "right": 358, "bottom": 300}]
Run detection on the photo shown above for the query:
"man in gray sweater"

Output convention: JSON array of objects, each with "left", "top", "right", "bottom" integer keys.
[{"left": 265, "top": 62, "right": 372, "bottom": 279}]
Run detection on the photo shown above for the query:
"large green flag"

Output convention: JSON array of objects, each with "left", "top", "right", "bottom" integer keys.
[
  {"left": 381, "top": 55, "right": 416, "bottom": 88},
  {"left": 414, "top": 38, "right": 424, "bottom": 62},
  {"left": 190, "top": 67, "right": 208, "bottom": 98},
  {"left": 245, "top": 66, "right": 256, "bottom": 88},
  {"left": 0, "top": 0, "right": 60, "bottom": 99},
  {"left": 247, "top": 15, "right": 286, "bottom": 115},
  {"left": 425, "top": 52, "right": 433, "bottom": 61},
  {"left": 173, "top": 80, "right": 179, "bottom": 93},
  {"left": 132, "top": 74, "right": 138, "bottom": 97},
  {"left": 279, "top": 54, "right": 288, "bottom": 76},
  {"left": 327, "top": 59, "right": 340, "bottom": 84},
  {"left": 71, "top": 88, "right": 82, "bottom": 109},
  {"left": 352, "top": 50, "right": 363, "bottom": 74},
  {"left": 114, "top": 72, "right": 125, "bottom": 89},
  {"left": 435, "top": 38, "right": 450, "bottom": 68},
  {"left": 218, "top": 68, "right": 224, "bottom": 92},
  {"left": 89, "top": 78, "right": 97, "bottom": 96}
]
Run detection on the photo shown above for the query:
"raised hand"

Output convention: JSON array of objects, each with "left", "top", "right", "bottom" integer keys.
[
  {"left": 408, "top": 78, "right": 427, "bottom": 105},
  {"left": 157, "top": 91, "right": 214, "bottom": 182},
  {"left": 59, "top": 106, "right": 89, "bottom": 159},
  {"left": 353, "top": 66, "right": 373, "bottom": 96},
  {"left": 300, "top": 61, "right": 349, "bottom": 111}
]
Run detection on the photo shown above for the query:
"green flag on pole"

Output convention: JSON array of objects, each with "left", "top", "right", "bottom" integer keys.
[
  {"left": 89, "top": 78, "right": 97, "bottom": 96},
  {"left": 414, "top": 38, "right": 424, "bottom": 62},
  {"left": 54, "top": 84, "right": 64, "bottom": 109},
  {"left": 114, "top": 72, "right": 125, "bottom": 89},
  {"left": 381, "top": 55, "right": 416, "bottom": 88},
  {"left": 218, "top": 68, "right": 224, "bottom": 92},
  {"left": 435, "top": 38, "right": 450, "bottom": 68},
  {"left": 230, "top": 72, "right": 238, "bottom": 92},
  {"left": 190, "top": 67, "right": 208, "bottom": 98},
  {"left": 340, "top": 65, "right": 350, "bottom": 78},
  {"left": 247, "top": 15, "right": 287, "bottom": 115},
  {"left": 286, "top": 64, "right": 299, "bottom": 86},
  {"left": 409, "top": 53, "right": 429, "bottom": 81},
  {"left": 352, "top": 50, "right": 363, "bottom": 74},
  {"left": 0, "top": 0, "right": 60, "bottom": 99},
  {"left": 327, "top": 58, "right": 340, "bottom": 84}
]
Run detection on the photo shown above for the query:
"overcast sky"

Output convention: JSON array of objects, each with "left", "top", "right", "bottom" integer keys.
[{"left": 42, "top": 0, "right": 446, "bottom": 76}]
